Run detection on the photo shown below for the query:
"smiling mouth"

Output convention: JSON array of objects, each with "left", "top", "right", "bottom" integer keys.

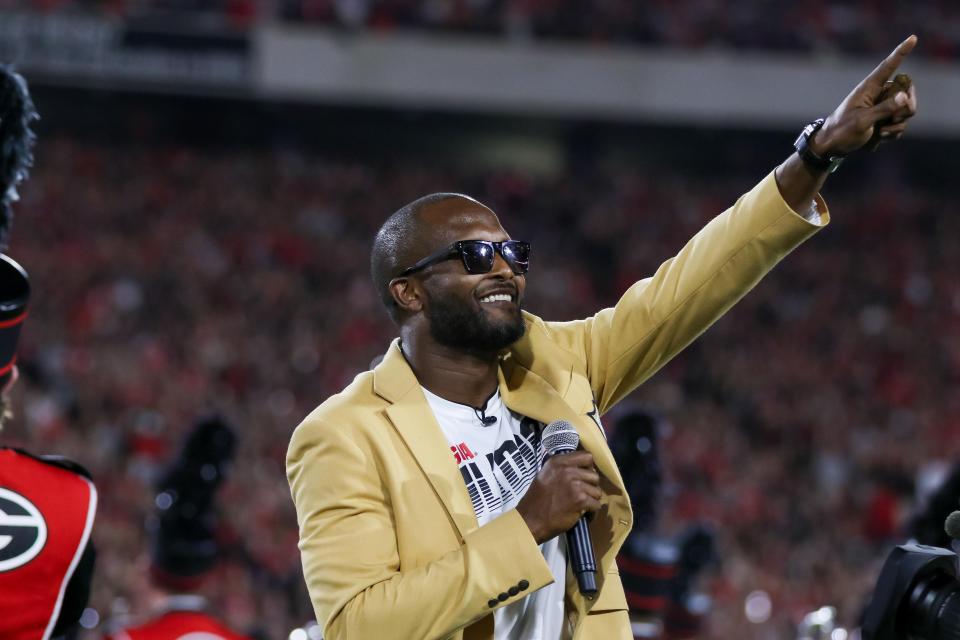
[{"left": 479, "top": 293, "right": 513, "bottom": 304}]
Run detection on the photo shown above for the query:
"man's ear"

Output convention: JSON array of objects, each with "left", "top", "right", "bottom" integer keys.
[{"left": 389, "top": 277, "right": 424, "bottom": 314}]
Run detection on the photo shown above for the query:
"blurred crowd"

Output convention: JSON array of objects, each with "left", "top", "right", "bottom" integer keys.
[
  {"left": 6, "top": 0, "right": 960, "bottom": 60},
  {"left": 2, "top": 132, "right": 958, "bottom": 638}
]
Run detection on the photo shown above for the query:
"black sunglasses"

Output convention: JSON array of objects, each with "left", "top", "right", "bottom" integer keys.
[{"left": 398, "top": 240, "right": 531, "bottom": 277}]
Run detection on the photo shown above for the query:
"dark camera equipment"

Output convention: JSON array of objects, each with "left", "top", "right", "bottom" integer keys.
[
  {"left": 862, "top": 459, "right": 960, "bottom": 640},
  {"left": 861, "top": 542, "right": 960, "bottom": 640}
]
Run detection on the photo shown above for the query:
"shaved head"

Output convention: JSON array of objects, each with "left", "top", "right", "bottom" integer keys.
[{"left": 370, "top": 192, "right": 497, "bottom": 321}]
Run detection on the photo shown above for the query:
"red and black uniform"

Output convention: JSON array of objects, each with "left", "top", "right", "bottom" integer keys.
[
  {"left": 0, "top": 447, "right": 97, "bottom": 640},
  {"left": 618, "top": 533, "right": 708, "bottom": 640},
  {"left": 107, "top": 596, "right": 251, "bottom": 640}
]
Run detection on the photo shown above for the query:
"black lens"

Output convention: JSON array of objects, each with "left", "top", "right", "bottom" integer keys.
[
  {"left": 502, "top": 241, "right": 530, "bottom": 274},
  {"left": 904, "top": 571, "right": 960, "bottom": 640},
  {"left": 460, "top": 241, "right": 495, "bottom": 274}
]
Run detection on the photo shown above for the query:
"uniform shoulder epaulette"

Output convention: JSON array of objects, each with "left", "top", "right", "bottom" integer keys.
[{"left": 4, "top": 446, "right": 93, "bottom": 480}]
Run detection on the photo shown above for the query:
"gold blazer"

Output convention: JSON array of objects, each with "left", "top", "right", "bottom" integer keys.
[{"left": 287, "top": 171, "right": 828, "bottom": 639}]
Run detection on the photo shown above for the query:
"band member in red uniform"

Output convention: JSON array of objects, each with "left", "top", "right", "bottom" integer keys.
[
  {"left": 107, "top": 607, "right": 250, "bottom": 640},
  {"left": 611, "top": 409, "right": 718, "bottom": 640},
  {"left": 105, "top": 416, "right": 251, "bottom": 640},
  {"left": 0, "top": 64, "right": 100, "bottom": 640},
  {"left": 0, "top": 440, "right": 98, "bottom": 640}
]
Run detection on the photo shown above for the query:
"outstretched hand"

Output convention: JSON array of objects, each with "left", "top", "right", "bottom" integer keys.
[{"left": 812, "top": 35, "right": 919, "bottom": 157}]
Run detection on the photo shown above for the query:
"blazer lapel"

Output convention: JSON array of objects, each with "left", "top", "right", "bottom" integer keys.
[
  {"left": 375, "top": 340, "right": 479, "bottom": 539},
  {"left": 498, "top": 358, "right": 622, "bottom": 491},
  {"left": 371, "top": 338, "right": 625, "bottom": 545},
  {"left": 499, "top": 356, "right": 630, "bottom": 598}
]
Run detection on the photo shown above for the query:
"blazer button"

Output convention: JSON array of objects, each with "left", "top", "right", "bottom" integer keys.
[
  {"left": 488, "top": 599, "right": 498, "bottom": 608},
  {"left": 498, "top": 592, "right": 509, "bottom": 602},
  {"left": 508, "top": 586, "right": 519, "bottom": 596},
  {"left": 518, "top": 580, "right": 529, "bottom": 591}
]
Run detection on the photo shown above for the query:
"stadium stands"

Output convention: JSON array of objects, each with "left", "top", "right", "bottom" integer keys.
[
  {"left": 2, "top": 112, "right": 955, "bottom": 635},
  {"left": 8, "top": 0, "right": 960, "bottom": 59}
]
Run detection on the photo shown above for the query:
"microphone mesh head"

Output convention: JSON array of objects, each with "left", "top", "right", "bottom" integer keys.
[
  {"left": 945, "top": 511, "right": 960, "bottom": 540},
  {"left": 542, "top": 420, "right": 579, "bottom": 455}
]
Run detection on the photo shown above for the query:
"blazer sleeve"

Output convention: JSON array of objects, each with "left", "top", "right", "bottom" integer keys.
[
  {"left": 287, "top": 417, "right": 555, "bottom": 640},
  {"left": 541, "top": 171, "right": 828, "bottom": 415}
]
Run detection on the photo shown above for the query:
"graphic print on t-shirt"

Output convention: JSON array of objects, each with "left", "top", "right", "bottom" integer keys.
[
  {"left": 456, "top": 416, "right": 544, "bottom": 521},
  {"left": 424, "top": 388, "right": 568, "bottom": 640}
]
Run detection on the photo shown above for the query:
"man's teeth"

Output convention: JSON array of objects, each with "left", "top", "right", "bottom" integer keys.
[{"left": 480, "top": 294, "right": 512, "bottom": 303}]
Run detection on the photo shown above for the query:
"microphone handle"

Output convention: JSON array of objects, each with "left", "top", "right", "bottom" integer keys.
[
  {"left": 549, "top": 446, "right": 598, "bottom": 597},
  {"left": 566, "top": 517, "right": 598, "bottom": 597}
]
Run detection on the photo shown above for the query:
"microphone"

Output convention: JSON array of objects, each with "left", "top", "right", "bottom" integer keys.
[
  {"left": 944, "top": 511, "right": 960, "bottom": 556},
  {"left": 542, "top": 420, "right": 598, "bottom": 597}
]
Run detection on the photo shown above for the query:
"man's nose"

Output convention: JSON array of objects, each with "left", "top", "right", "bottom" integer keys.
[{"left": 489, "top": 249, "right": 515, "bottom": 278}]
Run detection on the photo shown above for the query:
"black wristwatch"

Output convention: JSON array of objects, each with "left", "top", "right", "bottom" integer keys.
[{"left": 794, "top": 118, "right": 844, "bottom": 174}]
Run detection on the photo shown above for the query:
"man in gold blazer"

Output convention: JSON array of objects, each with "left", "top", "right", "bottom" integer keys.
[{"left": 288, "top": 38, "right": 919, "bottom": 640}]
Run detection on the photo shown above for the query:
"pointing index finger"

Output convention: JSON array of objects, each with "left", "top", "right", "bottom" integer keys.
[{"left": 864, "top": 35, "right": 918, "bottom": 88}]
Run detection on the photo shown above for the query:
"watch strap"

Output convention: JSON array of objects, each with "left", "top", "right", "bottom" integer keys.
[{"left": 794, "top": 118, "right": 844, "bottom": 173}]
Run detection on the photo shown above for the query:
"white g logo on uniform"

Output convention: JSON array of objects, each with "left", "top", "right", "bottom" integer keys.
[{"left": 0, "top": 487, "right": 47, "bottom": 572}]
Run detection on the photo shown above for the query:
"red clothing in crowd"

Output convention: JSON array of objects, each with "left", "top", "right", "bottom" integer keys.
[{"left": 107, "top": 598, "right": 250, "bottom": 640}]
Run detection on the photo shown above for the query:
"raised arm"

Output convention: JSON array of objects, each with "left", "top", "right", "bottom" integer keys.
[
  {"left": 541, "top": 173, "right": 826, "bottom": 414},
  {"left": 540, "top": 36, "right": 920, "bottom": 414}
]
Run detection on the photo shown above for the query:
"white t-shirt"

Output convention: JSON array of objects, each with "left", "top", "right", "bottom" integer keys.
[{"left": 422, "top": 387, "right": 569, "bottom": 640}]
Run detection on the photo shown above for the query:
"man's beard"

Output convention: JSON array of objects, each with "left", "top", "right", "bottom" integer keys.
[{"left": 425, "top": 289, "right": 525, "bottom": 354}]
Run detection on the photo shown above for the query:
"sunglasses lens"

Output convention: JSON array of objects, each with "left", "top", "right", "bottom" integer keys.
[
  {"left": 457, "top": 241, "right": 530, "bottom": 274},
  {"left": 502, "top": 241, "right": 530, "bottom": 274},
  {"left": 461, "top": 242, "right": 495, "bottom": 274}
]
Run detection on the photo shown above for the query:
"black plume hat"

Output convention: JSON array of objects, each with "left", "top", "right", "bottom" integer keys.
[
  {"left": 610, "top": 408, "right": 663, "bottom": 532},
  {"left": 149, "top": 414, "right": 237, "bottom": 589},
  {"left": 0, "top": 65, "right": 38, "bottom": 388},
  {"left": 0, "top": 253, "right": 28, "bottom": 387},
  {"left": 0, "top": 64, "right": 38, "bottom": 249}
]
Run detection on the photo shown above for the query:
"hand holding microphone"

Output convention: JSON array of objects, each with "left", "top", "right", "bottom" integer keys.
[
  {"left": 516, "top": 449, "right": 601, "bottom": 543},
  {"left": 516, "top": 420, "right": 601, "bottom": 596}
]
